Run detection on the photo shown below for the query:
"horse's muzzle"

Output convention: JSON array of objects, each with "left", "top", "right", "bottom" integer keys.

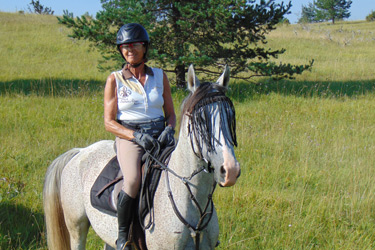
[{"left": 219, "top": 160, "right": 240, "bottom": 187}]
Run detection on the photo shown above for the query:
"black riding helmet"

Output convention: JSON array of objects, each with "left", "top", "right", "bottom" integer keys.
[{"left": 116, "top": 23, "right": 150, "bottom": 65}]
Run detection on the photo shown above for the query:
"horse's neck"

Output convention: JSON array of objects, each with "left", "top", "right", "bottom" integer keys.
[
  {"left": 167, "top": 124, "right": 215, "bottom": 200},
  {"left": 170, "top": 121, "right": 200, "bottom": 175}
]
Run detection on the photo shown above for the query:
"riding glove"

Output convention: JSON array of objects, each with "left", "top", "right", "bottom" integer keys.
[
  {"left": 132, "top": 132, "right": 158, "bottom": 151},
  {"left": 158, "top": 126, "right": 175, "bottom": 148}
]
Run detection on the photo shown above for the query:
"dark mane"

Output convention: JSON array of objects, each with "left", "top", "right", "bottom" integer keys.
[{"left": 180, "top": 82, "right": 237, "bottom": 158}]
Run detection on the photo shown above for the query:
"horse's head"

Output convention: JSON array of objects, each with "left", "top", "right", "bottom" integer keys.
[{"left": 181, "top": 65, "right": 240, "bottom": 187}]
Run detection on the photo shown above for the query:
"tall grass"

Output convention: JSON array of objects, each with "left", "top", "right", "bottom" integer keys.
[{"left": 1, "top": 12, "right": 375, "bottom": 249}]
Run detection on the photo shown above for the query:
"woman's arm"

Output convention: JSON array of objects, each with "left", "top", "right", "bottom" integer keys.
[{"left": 104, "top": 74, "right": 135, "bottom": 140}]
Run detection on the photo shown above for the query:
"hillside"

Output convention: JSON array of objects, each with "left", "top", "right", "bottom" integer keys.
[
  {"left": 1, "top": 12, "right": 375, "bottom": 86},
  {"left": 267, "top": 21, "right": 375, "bottom": 82},
  {"left": 0, "top": 12, "right": 107, "bottom": 84}
]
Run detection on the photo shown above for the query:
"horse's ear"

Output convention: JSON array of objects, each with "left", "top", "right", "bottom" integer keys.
[
  {"left": 187, "top": 64, "right": 200, "bottom": 92},
  {"left": 216, "top": 65, "right": 230, "bottom": 90}
]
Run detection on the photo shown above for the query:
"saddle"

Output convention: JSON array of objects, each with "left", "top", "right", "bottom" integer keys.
[{"left": 90, "top": 144, "right": 176, "bottom": 223}]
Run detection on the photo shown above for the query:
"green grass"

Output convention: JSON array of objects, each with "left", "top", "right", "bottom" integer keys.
[
  {"left": 267, "top": 21, "right": 375, "bottom": 82},
  {"left": 1, "top": 12, "right": 375, "bottom": 249},
  {"left": 0, "top": 12, "right": 105, "bottom": 82},
  {"left": 216, "top": 93, "right": 375, "bottom": 249}
]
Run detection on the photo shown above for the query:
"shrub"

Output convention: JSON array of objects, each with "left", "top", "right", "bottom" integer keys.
[{"left": 366, "top": 10, "right": 375, "bottom": 22}]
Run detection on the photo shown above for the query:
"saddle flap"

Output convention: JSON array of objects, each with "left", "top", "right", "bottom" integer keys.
[{"left": 90, "top": 156, "right": 123, "bottom": 216}]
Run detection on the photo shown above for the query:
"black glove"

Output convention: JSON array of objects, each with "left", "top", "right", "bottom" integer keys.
[
  {"left": 132, "top": 131, "right": 158, "bottom": 151},
  {"left": 158, "top": 126, "right": 175, "bottom": 148}
]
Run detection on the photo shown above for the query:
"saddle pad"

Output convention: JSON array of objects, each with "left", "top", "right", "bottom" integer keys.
[{"left": 90, "top": 156, "right": 122, "bottom": 216}]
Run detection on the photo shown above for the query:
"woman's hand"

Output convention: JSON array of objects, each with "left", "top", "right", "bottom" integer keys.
[
  {"left": 132, "top": 132, "right": 158, "bottom": 151},
  {"left": 158, "top": 126, "right": 175, "bottom": 148}
]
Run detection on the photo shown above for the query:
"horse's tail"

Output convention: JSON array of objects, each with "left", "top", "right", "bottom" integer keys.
[{"left": 43, "top": 148, "right": 81, "bottom": 250}]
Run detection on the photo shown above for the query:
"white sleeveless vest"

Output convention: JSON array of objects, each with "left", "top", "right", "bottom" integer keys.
[{"left": 114, "top": 67, "right": 164, "bottom": 121}]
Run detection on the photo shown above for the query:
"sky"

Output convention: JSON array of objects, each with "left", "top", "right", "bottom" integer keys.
[{"left": 1, "top": 0, "right": 374, "bottom": 24}]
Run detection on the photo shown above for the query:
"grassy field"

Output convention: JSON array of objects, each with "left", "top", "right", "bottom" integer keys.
[{"left": 1, "top": 12, "right": 375, "bottom": 249}]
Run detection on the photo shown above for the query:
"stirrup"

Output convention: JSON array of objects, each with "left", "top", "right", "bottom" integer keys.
[{"left": 120, "top": 241, "right": 138, "bottom": 250}]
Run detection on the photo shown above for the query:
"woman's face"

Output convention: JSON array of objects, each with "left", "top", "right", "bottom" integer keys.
[{"left": 120, "top": 42, "right": 146, "bottom": 65}]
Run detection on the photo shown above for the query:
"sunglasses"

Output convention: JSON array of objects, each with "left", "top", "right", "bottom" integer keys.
[{"left": 120, "top": 42, "right": 145, "bottom": 51}]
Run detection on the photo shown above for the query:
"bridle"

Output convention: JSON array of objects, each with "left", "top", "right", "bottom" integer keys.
[
  {"left": 186, "top": 83, "right": 237, "bottom": 160},
  {"left": 145, "top": 85, "right": 236, "bottom": 249},
  {"left": 147, "top": 153, "right": 217, "bottom": 250}
]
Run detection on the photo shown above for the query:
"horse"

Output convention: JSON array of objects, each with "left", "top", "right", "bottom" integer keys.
[{"left": 43, "top": 64, "right": 241, "bottom": 250}]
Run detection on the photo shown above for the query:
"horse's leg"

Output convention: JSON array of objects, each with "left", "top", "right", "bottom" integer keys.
[
  {"left": 61, "top": 161, "right": 90, "bottom": 249},
  {"left": 61, "top": 189, "right": 90, "bottom": 249},
  {"left": 63, "top": 215, "right": 90, "bottom": 250}
]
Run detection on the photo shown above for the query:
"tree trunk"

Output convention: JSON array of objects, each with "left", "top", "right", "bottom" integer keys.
[
  {"left": 175, "top": 64, "right": 186, "bottom": 88},
  {"left": 171, "top": 1, "right": 185, "bottom": 88}
]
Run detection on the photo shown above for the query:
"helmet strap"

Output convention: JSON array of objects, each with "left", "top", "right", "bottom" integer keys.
[
  {"left": 128, "top": 61, "right": 144, "bottom": 68},
  {"left": 128, "top": 58, "right": 145, "bottom": 68}
]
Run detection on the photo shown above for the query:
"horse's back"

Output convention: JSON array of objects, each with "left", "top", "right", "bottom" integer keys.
[
  {"left": 60, "top": 139, "right": 116, "bottom": 205},
  {"left": 61, "top": 140, "right": 115, "bottom": 186}
]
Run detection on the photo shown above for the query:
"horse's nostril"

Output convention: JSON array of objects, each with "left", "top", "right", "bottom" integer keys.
[{"left": 220, "top": 166, "right": 226, "bottom": 175}]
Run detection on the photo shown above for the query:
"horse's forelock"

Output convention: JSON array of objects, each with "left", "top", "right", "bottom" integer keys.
[
  {"left": 181, "top": 82, "right": 226, "bottom": 118},
  {"left": 180, "top": 82, "right": 237, "bottom": 159}
]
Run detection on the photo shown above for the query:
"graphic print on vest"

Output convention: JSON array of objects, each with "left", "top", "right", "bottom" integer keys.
[{"left": 118, "top": 86, "right": 141, "bottom": 105}]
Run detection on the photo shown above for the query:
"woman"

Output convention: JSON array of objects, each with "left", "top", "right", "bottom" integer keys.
[{"left": 104, "top": 23, "right": 176, "bottom": 250}]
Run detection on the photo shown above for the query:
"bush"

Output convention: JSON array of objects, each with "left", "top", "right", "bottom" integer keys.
[
  {"left": 366, "top": 10, "right": 375, "bottom": 22},
  {"left": 279, "top": 18, "right": 291, "bottom": 25}
]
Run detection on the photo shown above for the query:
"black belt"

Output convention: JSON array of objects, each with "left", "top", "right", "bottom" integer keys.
[{"left": 118, "top": 117, "right": 165, "bottom": 137}]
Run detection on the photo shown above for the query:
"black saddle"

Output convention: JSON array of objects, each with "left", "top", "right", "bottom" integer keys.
[{"left": 90, "top": 144, "right": 176, "bottom": 226}]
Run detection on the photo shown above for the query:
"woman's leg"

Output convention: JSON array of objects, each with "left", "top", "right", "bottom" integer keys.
[
  {"left": 115, "top": 137, "right": 143, "bottom": 250},
  {"left": 116, "top": 137, "right": 143, "bottom": 197}
]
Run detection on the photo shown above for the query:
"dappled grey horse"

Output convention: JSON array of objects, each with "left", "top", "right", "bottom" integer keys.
[{"left": 43, "top": 65, "right": 240, "bottom": 250}]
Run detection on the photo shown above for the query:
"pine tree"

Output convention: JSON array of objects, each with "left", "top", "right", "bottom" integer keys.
[
  {"left": 299, "top": 2, "right": 317, "bottom": 23},
  {"left": 314, "top": 0, "right": 352, "bottom": 24},
  {"left": 58, "top": 0, "right": 313, "bottom": 87}
]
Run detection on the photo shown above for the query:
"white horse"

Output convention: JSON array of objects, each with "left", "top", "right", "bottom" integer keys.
[{"left": 43, "top": 65, "right": 241, "bottom": 250}]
